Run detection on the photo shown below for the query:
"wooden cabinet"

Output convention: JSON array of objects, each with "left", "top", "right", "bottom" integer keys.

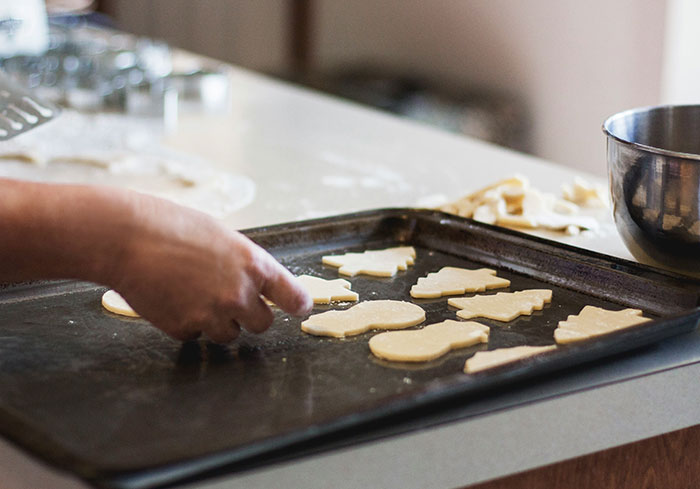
[{"left": 469, "top": 424, "right": 700, "bottom": 489}]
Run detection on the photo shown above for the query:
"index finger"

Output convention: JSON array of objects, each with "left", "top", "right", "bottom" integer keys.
[{"left": 260, "top": 255, "right": 313, "bottom": 316}]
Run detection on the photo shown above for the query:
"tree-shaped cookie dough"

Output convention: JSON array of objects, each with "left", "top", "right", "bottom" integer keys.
[
  {"left": 410, "top": 267, "right": 510, "bottom": 299},
  {"left": 297, "top": 275, "right": 359, "bottom": 303},
  {"left": 301, "top": 300, "right": 425, "bottom": 338},
  {"left": 448, "top": 289, "right": 552, "bottom": 321},
  {"left": 369, "top": 320, "right": 489, "bottom": 362},
  {"left": 554, "top": 306, "right": 650, "bottom": 344},
  {"left": 322, "top": 246, "right": 416, "bottom": 277},
  {"left": 464, "top": 345, "right": 556, "bottom": 373}
]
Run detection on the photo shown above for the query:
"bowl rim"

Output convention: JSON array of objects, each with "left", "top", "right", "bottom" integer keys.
[{"left": 602, "top": 104, "right": 700, "bottom": 162}]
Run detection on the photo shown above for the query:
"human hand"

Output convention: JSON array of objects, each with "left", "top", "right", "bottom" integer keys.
[{"left": 108, "top": 193, "right": 312, "bottom": 343}]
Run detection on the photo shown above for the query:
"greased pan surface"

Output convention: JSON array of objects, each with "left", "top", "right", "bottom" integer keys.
[{"left": 0, "top": 209, "right": 698, "bottom": 488}]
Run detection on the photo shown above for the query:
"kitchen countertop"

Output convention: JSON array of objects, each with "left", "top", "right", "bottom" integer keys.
[{"left": 0, "top": 65, "right": 698, "bottom": 489}]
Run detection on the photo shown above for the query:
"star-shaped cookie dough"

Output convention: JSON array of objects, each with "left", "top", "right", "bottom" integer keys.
[
  {"left": 297, "top": 275, "right": 359, "bottom": 304},
  {"left": 369, "top": 320, "right": 489, "bottom": 362}
]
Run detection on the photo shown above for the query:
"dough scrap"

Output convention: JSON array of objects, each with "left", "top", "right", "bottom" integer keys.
[
  {"left": 448, "top": 289, "right": 552, "bottom": 321},
  {"left": 438, "top": 175, "right": 600, "bottom": 233},
  {"left": 410, "top": 267, "right": 510, "bottom": 299},
  {"left": 101, "top": 290, "right": 139, "bottom": 318},
  {"left": 369, "top": 320, "right": 489, "bottom": 362},
  {"left": 322, "top": 246, "right": 416, "bottom": 277},
  {"left": 301, "top": 300, "right": 425, "bottom": 338},
  {"left": 554, "top": 306, "right": 651, "bottom": 344},
  {"left": 561, "top": 177, "right": 609, "bottom": 208},
  {"left": 296, "top": 275, "right": 359, "bottom": 304},
  {"left": 438, "top": 176, "right": 528, "bottom": 218},
  {"left": 464, "top": 345, "right": 556, "bottom": 373}
]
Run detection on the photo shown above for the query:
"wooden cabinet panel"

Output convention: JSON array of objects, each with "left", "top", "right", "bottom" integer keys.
[{"left": 468, "top": 424, "right": 700, "bottom": 489}]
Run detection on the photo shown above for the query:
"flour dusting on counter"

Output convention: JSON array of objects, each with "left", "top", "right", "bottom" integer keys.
[
  {"left": 0, "top": 111, "right": 255, "bottom": 219},
  {"left": 319, "top": 150, "right": 412, "bottom": 193}
]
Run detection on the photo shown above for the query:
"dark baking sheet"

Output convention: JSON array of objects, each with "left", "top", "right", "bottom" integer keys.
[{"left": 0, "top": 209, "right": 699, "bottom": 488}]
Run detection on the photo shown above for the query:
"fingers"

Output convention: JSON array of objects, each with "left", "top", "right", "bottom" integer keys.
[
  {"left": 205, "top": 320, "right": 241, "bottom": 344},
  {"left": 165, "top": 326, "right": 202, "bottom": 343},
  {"left": 259, "top": 255, "right": 313, "bottom": 317},
  {"left": 233, "top": 294, "right": 275, "bottom": 334},
  {"left": 117, "top": 223, "right": 314, "bottom": 344}
]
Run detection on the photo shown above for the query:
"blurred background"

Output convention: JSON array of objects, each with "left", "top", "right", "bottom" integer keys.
[{"left": 7, "top": 0, "right": 700, "bottom": 175}]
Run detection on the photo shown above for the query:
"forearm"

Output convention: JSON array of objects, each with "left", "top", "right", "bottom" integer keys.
[
  {"left": 0, "top": 177, "right": 311, "bottom": 342},
  {"left": 0, "top": 178, "right": 136, "bottom": 285}
]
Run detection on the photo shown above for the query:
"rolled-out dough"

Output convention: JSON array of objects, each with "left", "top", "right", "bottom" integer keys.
[
  {"left": 101, "top": 290, "right": 139, "bottom": 318},
  {"left": 410, "top": 267, "right": 510, "bottom": 299},
  {"left": 322, "top": 246, "right": 416, "bottom": 277},
  {"left": 464, "top": 345, "right": 556, "bottom": 373},
  {"left": 297, "top": 275, "right": 359, "bottom": 303},
  {"left": 301, "top": 300, "right": 425, "bottom": 338},
  {"left": 369, "top": 320, "right": 489, "bottom": 362},
  {"left": 554, "top": 305, "right": 651, "bottom": 344},
  {"left": 448, "top": 289, "right": 552, "bottom": 321}
]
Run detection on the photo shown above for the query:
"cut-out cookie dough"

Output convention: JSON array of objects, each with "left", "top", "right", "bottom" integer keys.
[
  {"left": 101, "top": 290, "right": 139, "bottom": 318},
  {"left": 297, "top": 275, "right": 359, "bottom": 304},
  {"left": 369, "top": 320, "right": 489, "bottom": 362},
  {"left": 322, "top": 246, "right": 415, "bottom": 277},
  {"left": 554, "top": 306, "right": 651, "bottom": 344},
  {"left": 301, "top": 300, "right": 425, "bottom": 338},
  {"left": 410, "top": 267, "right": 510, "bottom": 299},
  {"left": 448, "top": 289, "right": 552, "bottom": 321},
  {"left": 464, "top": 345, "right": 556, "bottom": 373}
]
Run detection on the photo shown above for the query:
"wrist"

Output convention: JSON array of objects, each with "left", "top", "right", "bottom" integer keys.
[{"left": 76, "top": 186, "right": 142, "bottom": 287}]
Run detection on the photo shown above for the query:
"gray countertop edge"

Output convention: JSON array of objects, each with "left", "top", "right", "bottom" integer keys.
[{"left": 190, "top": 360, "right": 700, "bottom": 489}]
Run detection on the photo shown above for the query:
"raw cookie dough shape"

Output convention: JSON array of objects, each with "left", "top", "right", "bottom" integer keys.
[
  {"left": 322, "top": 246, "right": 416, "bottom": 277},
  {"left": 448, "top": 289, "right": 552, "bottom": 322},
  {"left": 301, "top": 300, "right": 425, "bottom": 338},
  {"left": 297, "top": 275, "right": 359, "bottom": 304},
  {"left": 464, "top": 345, "right": 556, "bottom": 373},
  {"left": 102, "top": 290, "right": 139, "bottom": 318},
  {"left": 410, "top": 267, "right": 510, "bottom": 299},
  {"left": 554, "top": 306, "right": 651, "bottom": 344},
  {"left": 369, "top": 320, "right": 489, "bottom": 362}
]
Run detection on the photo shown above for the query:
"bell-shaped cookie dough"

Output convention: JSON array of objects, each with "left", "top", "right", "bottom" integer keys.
[{"left": 369, "top": 320, "right": 489, "bottom": 362}]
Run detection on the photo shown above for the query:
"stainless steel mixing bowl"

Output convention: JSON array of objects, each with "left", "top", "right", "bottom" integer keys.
[{"left": 604, "top": 104, "right": 700, "bottom": 273}]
